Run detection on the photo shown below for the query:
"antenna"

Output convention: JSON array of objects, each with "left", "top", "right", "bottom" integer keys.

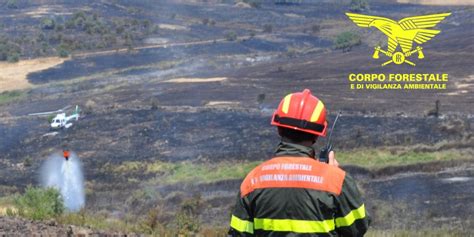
[
  {"left": 326, "top": 111, "right": 341, "bottom": 147},
  {"left": 319, "top": 111, "right": 341, "bottom": 163}
]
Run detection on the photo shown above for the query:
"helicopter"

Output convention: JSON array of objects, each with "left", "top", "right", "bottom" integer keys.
[{"left": 29, "top": 105, "right": 81, "bottom": 129}]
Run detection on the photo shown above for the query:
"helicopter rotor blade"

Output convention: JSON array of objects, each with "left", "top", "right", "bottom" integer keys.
[
  {"left": 28, "top": 111, "right": 58, "bottom": 116},
  {"left": 60, "top": 105, "right": 72, "bottom": 112},
  {"left": 28, "top": 105, "right": 71, "bottom": 116}
]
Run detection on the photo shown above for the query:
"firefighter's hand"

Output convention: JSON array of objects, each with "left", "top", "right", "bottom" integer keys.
[{"left": 328, "top": 151, "right": 339, "bottom": 167}]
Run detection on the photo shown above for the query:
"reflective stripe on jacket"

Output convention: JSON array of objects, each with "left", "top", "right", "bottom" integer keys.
[{"left": 229, "top": 142, "right": 370, "bottom": 236}]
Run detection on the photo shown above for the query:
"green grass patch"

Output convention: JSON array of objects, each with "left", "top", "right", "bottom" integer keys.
[
  {"left": 57, "top": 209, "right": 199, "bottom": 236},
  {"left": 161, "top": 160, "right": 261, "bottom": 184},
  {"left": 0, "top": 90, "right": 27, "bottom": 105},
  {"left": 58, "top": 211, "right": 139, "bottom": 233},
  {"left": 107, "top": 148, "right": 470, "bottom": 185},
  {"left": 108, "top": 160, "right": 261, "bottom": 185},
  {"left": 336, "top": 148, "right": 467, "bottom": 168},
  {"left": 0, "top": 196, "right": 16, "bottom": 216}
]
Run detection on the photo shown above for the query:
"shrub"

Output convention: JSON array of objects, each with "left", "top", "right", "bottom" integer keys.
[
  {"left": 37, "top": 32, "right": 47, "bottom": 42},
  {"left": 83, "top": 99, "right": 97, "bottom": 115},
  {"left": 176, "top": 194, "right": 203, "bottom": 235},
  {"left": 225, "top": 31, "right": 237, "bottom": 41},
  {"left": 65, "top": 19, "right": 75, "bottom": 29},
  {"left": 6, "top": 208, "right": 16, "bottom": 216},
  {"left": 150, "top": 99, "right": 159, "bottom": 110},
  {"left": 201, "top": 17, "right": 216, "bottom": 26},
  {"left": 209, "top": 19, "right": 216, "bottom": 26},
  {"left": 54, "top": 24, "right": 64, "bottom": 32},
  {"left": 50, "top": 32, "right": 63, "bottom": 43},
  {"left": 72, "top": 11, "right": 86, "bottom": 21},
  {"left": 23, "top": 157, "right": 32, "bottom": 167},
  {"left": 58, "top": 45, "right": 69, "bottom": 58},
  {"left": 311, "top": 24, "right": 320, "bottom": 34},
  {"left": 286, "top": 46, "right": 299, "bottom": 57},
  {"left": 74, "top": 17, "right": 85, "bottom": 28},
  {"left": 103, "top": 34, "right": 118, "bottom": 46},
  {"left": 7, "top": 52, "right": 19, "bottom": 62},
  {"left": 350, "top": 0, "right": 370, "bottom": 13},
  {"left": 142, "top": 19, "right": 151, "bottom": 29},
  {"left": 139, "top": 206, "right": 165, "bottom": 234},
  {"left": 15, "top": 186, "right": 64, "bottom": 220},
  {"left": 263, "top": 24, "right": 273, "bottom": 33},
  {"left": 257, "top": 93, "right": 266, "bottom": 104},
  {"left": 334, "top": 31, "right": 361, "bottom": 52},
  {"left": 0, "top": 40, "right": 21, "bottom": 62},
  {"left": 6, "top": 0, "right": 19, "bottom": 9},
  {"left": 41, "top": 18, "right": 56, "bottom": 30}
]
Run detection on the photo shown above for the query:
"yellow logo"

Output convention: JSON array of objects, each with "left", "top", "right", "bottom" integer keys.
[{"left": 346, "top": 12, "right": 451, "bottom": 66}]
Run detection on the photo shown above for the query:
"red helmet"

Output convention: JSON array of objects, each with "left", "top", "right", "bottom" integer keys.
[{"left": 271, "top": 89, "right": 327, "bottom": 136}]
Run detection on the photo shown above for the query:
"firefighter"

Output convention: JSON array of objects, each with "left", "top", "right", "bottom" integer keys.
[
  {"left": 63, "top": 149, "right": 70, "bottom": 161},
  {"left": 229, "top": 89, "right": 370, "bottom": 236}
]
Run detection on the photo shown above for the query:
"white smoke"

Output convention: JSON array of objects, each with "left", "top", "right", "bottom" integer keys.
[{"left": 40, "top": 152, "right": 85, "bottom": 212}]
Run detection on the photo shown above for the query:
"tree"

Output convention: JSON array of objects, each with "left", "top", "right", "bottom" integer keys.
[{"left": 334, "top": 31, "right": 361, "bottom": 52}]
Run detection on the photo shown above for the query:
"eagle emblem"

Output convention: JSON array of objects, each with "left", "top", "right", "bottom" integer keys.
[{"left": 346, "top": 12, "right": 451, "bottom": 66}]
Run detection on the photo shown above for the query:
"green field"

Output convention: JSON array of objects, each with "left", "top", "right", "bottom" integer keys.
[
  {"left": 0, "top": 90, "right": 27, "bottom": 105},
  {"left": 103, "top": 147, "right": 471, "bottom": 185},
  {"left": 336, "top": 148, "right": 470, "bottom": 168}
]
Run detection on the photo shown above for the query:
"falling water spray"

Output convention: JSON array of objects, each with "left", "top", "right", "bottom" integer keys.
[{"left": 40, "top": 152, "right": 85, "bottom": 211}]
